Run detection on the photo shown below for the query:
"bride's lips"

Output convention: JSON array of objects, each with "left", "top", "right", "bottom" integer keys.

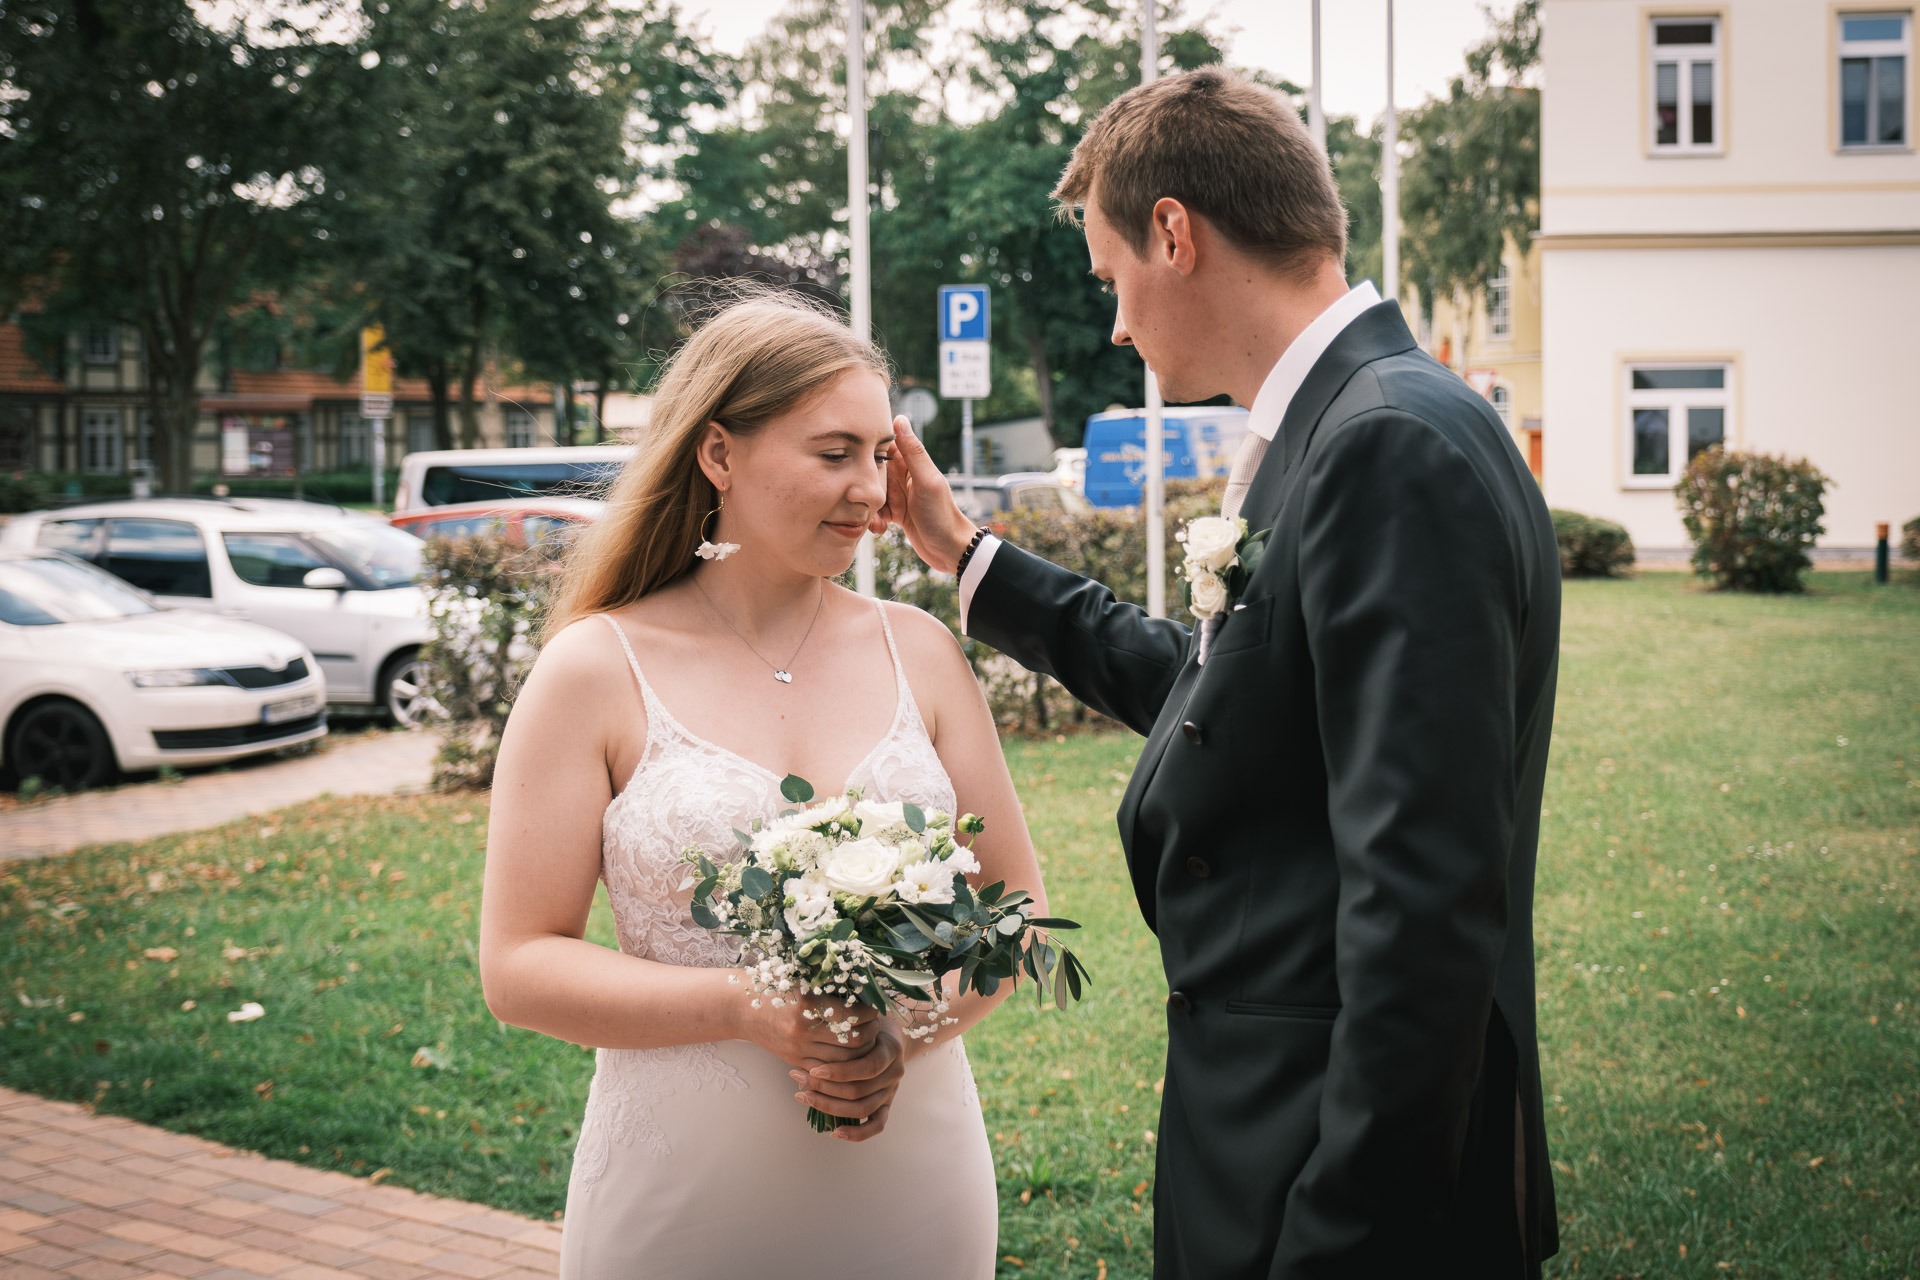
[{"left": 823, "top": 521, "right": 867, "bottom": 539}]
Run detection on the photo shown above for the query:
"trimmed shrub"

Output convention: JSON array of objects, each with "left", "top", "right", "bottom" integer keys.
[
  {"left": 420, "top": 530, "right": 562, "bottom": 789},
  {"left": 1676, "top": 447, "right": 1829, "bottom": 593},
  {"left": 1549, "top": 509, "right": 1635, "bottom": 578},
  {"left": 1901, "top": 516, "right": 1919, "bottom": 564},
  {"left": 0, "top": 472, "right": 52, "bottom": 515}
]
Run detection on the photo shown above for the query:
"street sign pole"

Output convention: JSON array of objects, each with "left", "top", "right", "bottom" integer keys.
[
  {"left": 847, "top": 0, "right": 876, "bottom": 596},
  {"left": 1141, "top": 2, "right": 1167, "bottom": 619},
  {"left": 938, "top": 285, "right": 991, "bottom": 495},
  {"left": 961, "top": 398, "right": 974, "bottom": 480},
  {"left": 360, "top": 325, "right": 394, "bottom": 509}
]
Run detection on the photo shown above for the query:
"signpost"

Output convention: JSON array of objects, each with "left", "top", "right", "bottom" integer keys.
[
  {"left": 360, "top": 325, "right": 394, "bottom": 508},
  {"left": 938, "top": 285, "right": 990, "bottom": 479}
]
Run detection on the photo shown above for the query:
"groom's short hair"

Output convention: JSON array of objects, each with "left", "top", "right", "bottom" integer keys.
[{"left": 1054, "top": 67, "right": 1348, "bottom": 280}]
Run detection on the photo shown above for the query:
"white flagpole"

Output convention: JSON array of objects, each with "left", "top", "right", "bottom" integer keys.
[
  {"left": 1382, "top": 0, "right": 1400, "bottom": 305},
  {"left": 1141, "top": 0, "right": 1166, "bottom": 620},
  {"left": 847, "top": 0, "right": 876, "bottom": 596},
  {"left": 1309, "top": 0, "right": 1326, "bottom": 155}
]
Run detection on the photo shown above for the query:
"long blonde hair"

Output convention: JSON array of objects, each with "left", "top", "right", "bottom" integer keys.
[{"left": 547, "top": 293, "right": 889, "bottom": 636}]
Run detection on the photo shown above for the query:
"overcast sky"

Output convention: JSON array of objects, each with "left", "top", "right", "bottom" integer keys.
[{"left": 678, "top": 0, "right": 1514, "bottom": 123}]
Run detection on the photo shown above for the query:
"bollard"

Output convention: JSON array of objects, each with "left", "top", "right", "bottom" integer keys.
[{"left": 1875, "top": 522, "right": 1890, "bottom": 585}]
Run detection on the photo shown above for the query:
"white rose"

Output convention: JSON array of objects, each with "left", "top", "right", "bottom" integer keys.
[
  {"left": 895, "top": 859, "right": 957, "bottom": 905},
  {"left": 1188, "top": 569, "right": 1230, "bottom": 619},
  {"left": 853, "top": 799, "right": 910, "bottom": 829},
  {"left": 1182, "top": 516, "right": 1244, "bottom": 573},
  {"left": 783, "top": 876, "right": 838, "bottom": 937},
  {"left": 820, "top": 837, "right": 900, "bottom": 897}
]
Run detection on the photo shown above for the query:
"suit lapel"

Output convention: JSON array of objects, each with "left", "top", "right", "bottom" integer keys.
[{"left": 1235, "top": 300, "right": 1420, "bottom": 534}]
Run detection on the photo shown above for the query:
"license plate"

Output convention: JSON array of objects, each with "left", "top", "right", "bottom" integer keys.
[{"left": 262, "top": 694, "right": 320, "bottom": 725}]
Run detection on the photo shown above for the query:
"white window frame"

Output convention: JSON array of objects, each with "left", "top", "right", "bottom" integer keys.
[
  {"left": 339, "top": 413, "right": 368, "bottom": 467},
  {"left": 1650, "top": 17, "right": 1723, "bottom": 154},
  {"left": 1839, "top": 11, "right": 1911, "bottom": 150},
  {"left": 1623, "top": 362, "right": 1732, "bottom": 489},
  {"left": 82, "top": 409, "right": 124, "bottom": 475},
  {"left": 1490, "top": 383, "right": 1513, "bottom": 428},
  {"left": 1486, "top": 271, "right": 1512, "bottom": 342},
  {"left": 83, "top": 326, "right": 119, "bottom": 365},
  {"left": 505, "top": 409, "right": 537, "bottom": 449}
]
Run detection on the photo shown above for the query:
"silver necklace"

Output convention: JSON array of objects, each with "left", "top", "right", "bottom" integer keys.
[{"left": 692, "top": 577, "right": 826, "bottom": 684}]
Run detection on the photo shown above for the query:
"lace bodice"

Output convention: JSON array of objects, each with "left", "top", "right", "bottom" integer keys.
[{"left": 596, "top": 603, "right": 957, "bottom": 967}]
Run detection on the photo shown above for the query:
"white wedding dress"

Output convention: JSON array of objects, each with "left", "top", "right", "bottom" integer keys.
[{"left": 558, "top": 607, "right": 997, "bottom": 1278}]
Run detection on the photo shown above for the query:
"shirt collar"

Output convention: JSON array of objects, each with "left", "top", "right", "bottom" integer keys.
[{"left": 1245, "top": 281, "right": 1382, "bottom": 443}]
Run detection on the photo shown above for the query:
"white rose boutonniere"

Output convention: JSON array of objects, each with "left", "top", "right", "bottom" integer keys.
[{"left": 1176, "top": 514, "right": 1270, "bottom": 621}]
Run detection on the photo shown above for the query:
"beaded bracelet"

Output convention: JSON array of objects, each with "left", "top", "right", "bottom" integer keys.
[{"left": 953, "top": 525, "right": 991, "bottom": 579}]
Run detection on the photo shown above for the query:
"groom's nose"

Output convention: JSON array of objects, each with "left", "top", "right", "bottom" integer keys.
[{"left": 1111, "top": 306, "right": 1133, "bottom": 348}]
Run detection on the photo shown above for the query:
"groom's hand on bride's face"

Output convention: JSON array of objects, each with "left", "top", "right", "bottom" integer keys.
[
  {"left": 792, "top": 1021, "right": 907, "bottom": 1141},
  {"left": 873, "top": 418, "right": 974, "bottom": 575}
]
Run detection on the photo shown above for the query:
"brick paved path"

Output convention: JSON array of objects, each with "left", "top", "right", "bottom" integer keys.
[
  {"left": 0, "top": 1087, "right": 561, "bottom": 1280},
  {"left": 1, "top": 730, "right": 439, "bottom": 863}
]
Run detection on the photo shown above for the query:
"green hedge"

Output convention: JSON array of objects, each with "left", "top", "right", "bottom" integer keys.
[
  {"left": 1549, "top": 508, "right": 1635, "bottom": 578},
  {"left": 1902, "top": 516, "right": 1919, "bottom": 564},
  {"left": 1676, "top": 447, "right": 1830, "bottom": 594},
  {"left": 14, "top": 470, "right": 400, "bottom": 511}
]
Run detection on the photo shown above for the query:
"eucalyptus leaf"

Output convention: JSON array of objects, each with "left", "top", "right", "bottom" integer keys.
[
  {"left": 902, "top": 802, "right": 926, "bottom": 833},
  {"left": 689, "top": 899, "right": 718, "bottom": 930},
  {"left": 780, "top": 774, "right": 815, "bottom": 804},
  {"left": 739, "top": 865, "right": 775, "bottom": 898}
]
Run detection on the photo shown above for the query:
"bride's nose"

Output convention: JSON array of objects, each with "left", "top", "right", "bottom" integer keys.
[{"left": 847, "top": 454, "right": 887, "bottom": 510}]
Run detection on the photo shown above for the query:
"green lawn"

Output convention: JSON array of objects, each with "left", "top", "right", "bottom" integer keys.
[{"left": 2, "top": 572, "right": 1915, "bottom": 1279}]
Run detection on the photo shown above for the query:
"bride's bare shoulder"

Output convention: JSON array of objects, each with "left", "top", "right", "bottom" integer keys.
[{"left": 878, "top": 600, "right": 972, "bottom": 681}]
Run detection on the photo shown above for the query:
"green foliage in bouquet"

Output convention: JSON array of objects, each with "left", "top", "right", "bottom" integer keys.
[
  {"left": 683, "top": 773, "right": 1089, "bottom": 1131},
  {"left": 1549, "top": 508, "right": 1635, "bottom": 578},
  {"left": 1676, "top": 447, "right": 1830, "bottom": 594}
]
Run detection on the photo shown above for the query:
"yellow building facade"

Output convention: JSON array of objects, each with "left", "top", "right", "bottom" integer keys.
[{"left": 1414, "top": 236, "right": 1545, "bottom": 480}]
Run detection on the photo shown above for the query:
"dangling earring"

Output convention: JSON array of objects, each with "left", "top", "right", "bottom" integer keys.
[{"left": 695, "top": 492, "right": 740, "bottom": 562}]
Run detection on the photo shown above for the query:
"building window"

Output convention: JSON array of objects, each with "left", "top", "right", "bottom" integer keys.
[
  {"left": 0, "top": 403, "right": 34, "bottom": 469},
  {"left": 83, "top": 326, "right": 119, "bottom": 365},
  {"left": 1625, "top": 363, "right": 1729, "bottom": 487},
  {"left": 1841, "top": 12, "right": 1910, "bottom": 148},
  {"left": 1490, "top": 384, "right": 1513, "bottom": 427},
  {"left": 506, "top": 409, "right": 536, "bottom": 448},
  {"left": 408, "top": 414, "right": 436, "bottom": 455},
  {"left": 1651, "top": 18, "right": 1720, "bottom": 152},
  {"left": 340, "top": 413, "right": 368, "bottom": 467},
  {"left": 1486, "top": 271, "right": 1512, "bottom": 341},
  {"left": 81, "top": 409, "right": 123, "bottom": 474}
]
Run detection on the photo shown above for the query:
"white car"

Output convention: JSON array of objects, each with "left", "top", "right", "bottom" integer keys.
[
  {"left": 0, "top": 498, "right": 436, "bottom": 725},
  {"left": 394, "top": 444, "right": 630, "bottom": 513},
  {"left": 0, "top": 550, "right": 327, "bottom": 790}
]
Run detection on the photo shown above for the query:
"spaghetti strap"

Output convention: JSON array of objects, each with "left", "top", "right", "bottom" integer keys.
[
  {"left": 598, "top": 613, "right": 650, "bottom": 694},
  {"left": 872, "top": 599, "right": 911, "bottom": 693}
]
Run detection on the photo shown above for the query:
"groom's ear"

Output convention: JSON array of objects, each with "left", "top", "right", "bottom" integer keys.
[{"left": 1150, "top": 197, "right": 1198, "bottom": 276}]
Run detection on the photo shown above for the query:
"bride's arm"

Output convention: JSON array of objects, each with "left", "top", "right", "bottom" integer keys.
[
  {"left": 886, "top": 603, "right": 1051, "bottom": 1057},
  {"left": 479, "top": 620, "right": 873, "bottom": 1067}
]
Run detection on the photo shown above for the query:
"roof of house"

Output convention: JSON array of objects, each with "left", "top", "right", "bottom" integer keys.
[{"left": 0, "top": 323, "right": 64, "bottom": 395}]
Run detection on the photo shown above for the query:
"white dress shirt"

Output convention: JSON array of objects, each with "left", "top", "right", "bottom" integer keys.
[{"left": 955, "top": 281, "right": 1383, "bottom": 633}]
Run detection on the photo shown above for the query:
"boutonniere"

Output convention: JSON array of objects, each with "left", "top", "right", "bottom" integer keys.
[{"left": 1176, "top": 515, "right": 1270, "bottom": 620}]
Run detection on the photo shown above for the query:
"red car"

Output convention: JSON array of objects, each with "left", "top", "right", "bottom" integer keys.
[{"left": 390, "top": 498, "right": 603, "bottom": 546}]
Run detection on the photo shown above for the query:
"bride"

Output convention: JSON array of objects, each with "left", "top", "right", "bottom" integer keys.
[{"left": 479, "top": 294, "right": 1045, "bottom": 1278}]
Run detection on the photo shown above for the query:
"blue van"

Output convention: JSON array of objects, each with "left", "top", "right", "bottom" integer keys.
[{"left": 1080, "top": 406, "right": 1252, "bottom": 507}]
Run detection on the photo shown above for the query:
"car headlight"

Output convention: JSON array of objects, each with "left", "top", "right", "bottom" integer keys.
[{"left": 127, "top": 668, "right": 230, "bottom": 689}]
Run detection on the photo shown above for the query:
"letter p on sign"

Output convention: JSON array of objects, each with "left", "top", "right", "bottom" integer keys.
[{"left": 938, "top": 285, "right": 989, "bottom": 342}]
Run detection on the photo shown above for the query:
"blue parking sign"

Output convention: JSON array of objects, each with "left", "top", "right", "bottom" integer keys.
[{"left": 938, "top": 286, "right": 990, "bottom": 342}]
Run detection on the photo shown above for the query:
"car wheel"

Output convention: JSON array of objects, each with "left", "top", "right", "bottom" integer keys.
[
  {"left": 381, "top": 651, "right": 442, "bottom": 729},
  {"left": 9, "top": 699, "right": 116, "bottom": 792}
]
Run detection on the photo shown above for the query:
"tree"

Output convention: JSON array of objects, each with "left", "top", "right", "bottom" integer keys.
[
  {"left": 0, "top": 0, "right": 354, "bottom": 489},
  {"left": 1396, "top": 0, "right": 1541, "bottom": 314}
]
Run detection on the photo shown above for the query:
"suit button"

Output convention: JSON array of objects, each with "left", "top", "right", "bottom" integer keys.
[
  {"left": 1167, "top": 991, "right": 1192, "bottom": 1014},
  {"left": 1181, "top": 720, "right": 1204, "bottom": 745},
  {"left": 1185, "top": 856, "right": 1211, "bottom": 878}
]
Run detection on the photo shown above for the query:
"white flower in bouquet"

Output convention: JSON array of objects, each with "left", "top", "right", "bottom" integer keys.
[
  {"left": 1181, "top": 516, "right": 1245, "bottom": 572},
  {"left": 944, "top": 842, "right": 981, "bottom": 877},
  {"left": 820, "top": 836, "right": 900, "bottom": 897},
  {"left": 783, "top": 876, "right": 838, "bottom": 938},
  {"left": 895, "top": 858, "right": 957, "bottom": 905},
  {"left": 774, "top": 797, "right": 853, "bottom": 834},
  {"left": 1188, "top": 567, "right": 1230, "bottom": 619},
  {"left": 787, "top": 829, "right": 832, "bottom": 872}
]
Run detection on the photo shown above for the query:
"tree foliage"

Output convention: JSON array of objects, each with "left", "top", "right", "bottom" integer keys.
[{"left": 1397, "top": 0, "right": 1540, "bottom": 311}]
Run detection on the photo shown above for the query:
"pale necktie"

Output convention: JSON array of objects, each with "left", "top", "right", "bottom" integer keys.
[{"left": 1198, "top": 432, "right": 1271, "bottom": 663}]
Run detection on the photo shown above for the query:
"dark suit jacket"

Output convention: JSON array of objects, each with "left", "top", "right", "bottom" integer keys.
[{"left": 969, "top": 302, "right": 1560, "bottom": 1279}]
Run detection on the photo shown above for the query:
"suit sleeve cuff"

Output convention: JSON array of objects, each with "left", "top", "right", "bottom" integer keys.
[{"left": 955, "top": 534, "right": 1003, "bottom": 636}]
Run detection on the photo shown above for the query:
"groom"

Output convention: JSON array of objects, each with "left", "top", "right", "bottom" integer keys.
[{"left": 881, "top": 69, "right": 1560, "bottom": 1279}]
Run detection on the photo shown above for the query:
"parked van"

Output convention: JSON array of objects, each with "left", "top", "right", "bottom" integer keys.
[
  {"left": 393, "top": 445, "right": 633, "bottom": 514},
  {"left": 1080, "top": 406, "right": 1252, "bottom": 507}
]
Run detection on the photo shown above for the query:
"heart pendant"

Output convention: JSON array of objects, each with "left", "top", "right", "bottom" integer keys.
[{"left": 773, "top": 670, "right": 793, "bottom": 684}]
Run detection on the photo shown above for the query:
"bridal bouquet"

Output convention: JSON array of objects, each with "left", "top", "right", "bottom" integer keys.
[{"left": 683, "top": 775, "right": 1088, "bottom": 1132}]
